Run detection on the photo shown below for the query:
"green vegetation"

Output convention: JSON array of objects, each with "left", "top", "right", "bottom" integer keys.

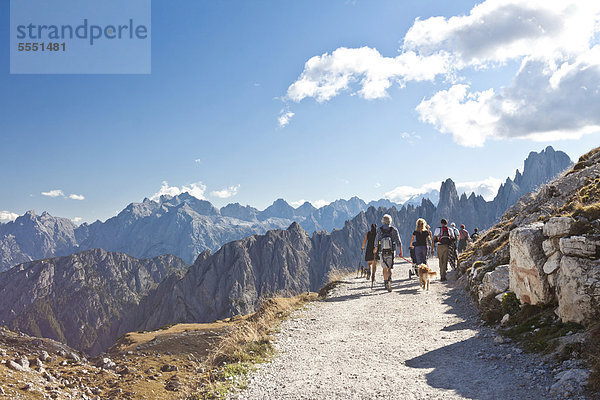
[
  {"left": 502, "top": 305, "right": 584, "bottom": 353},
  {"left": 501, "top": 292, "right": 520, "bottom": 316}
]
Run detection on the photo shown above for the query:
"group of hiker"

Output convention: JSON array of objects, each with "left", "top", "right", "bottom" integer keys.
[{"left": 361, "top": 214, "right": 481, "bottom": 289}]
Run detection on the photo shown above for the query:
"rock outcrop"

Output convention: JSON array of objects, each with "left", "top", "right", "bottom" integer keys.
[{"left": 509, "top": 223, "right": 553, "bottom": 305}]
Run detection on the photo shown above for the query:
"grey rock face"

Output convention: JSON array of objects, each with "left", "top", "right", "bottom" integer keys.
[
  {"left": 481, "top": 265, "right": 510, "bottom": 300},
  {"left": 0, "top": 249, "right": 188, "bottom": 355},
  {"left": 509, "top": 223, "right": 552, "bottom": 305},
  {"left": 120, "top": 219, "right": 368, "bottom": 334},
  {"left": 555, "top": 256, "right": 600, "bottom": 325},
  {"left": 0, "top": 211, "right": 79, "bottom": 271},
  {"left": 559, "top": 236, "right": 599, "bottom": 259}
]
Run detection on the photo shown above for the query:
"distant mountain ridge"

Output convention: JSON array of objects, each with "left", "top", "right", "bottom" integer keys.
[{"left": 0, "top": 146, "right": 572, "bottom": 272}]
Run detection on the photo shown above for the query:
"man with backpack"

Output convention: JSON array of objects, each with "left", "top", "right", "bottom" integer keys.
[
  {"left": 373, "top": 214, "right": 402, "bottom": 292},
  {"left": 433, "top": 219, "right": 455, "bottom": 281},
  {"left": 471, "top": 228, "right": 480, "bottom": 241}
]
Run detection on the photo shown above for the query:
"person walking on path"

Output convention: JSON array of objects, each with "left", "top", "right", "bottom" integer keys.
[
  {"left": 471, "top": 228, "right": 480, "bottom": 241},
  {"left": 433, "top": 219, "right": 455, "bottom": 281},
  {"left": 448, "top": 222, "right": 460, "bottom": 270},
  {"left": 457, "top": 224, "right": 471, "bottom": 253},
  {"left": 426, "top": 224, "right": 433, "bottom": 258},
  {"left": 409, "top": 218, "right": 430, "bottom": 265},
  {"left": 373, "top": 214, "right": 402, "bottom": 292},
  {"left": 361, "top": 224, "right": 378, "bottom": 283}
]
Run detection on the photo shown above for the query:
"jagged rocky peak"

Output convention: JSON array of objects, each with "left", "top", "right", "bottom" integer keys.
[
  {"left": 294, "top": 201, "right": 317, "bottom": 218},
  {"left": 516, "top": 146, "right": 572, "bottom": 189},
  {"left": 438, "top": 178, "right": 459, "bottom": 206},
  {"left": 220, "top": 202, "right": 259, "bottom": 221},
  {"left": 161, "top": 192, "right": 220, "bottom": 216},
  {"left": 259, "top": 198, "right": 296, "bottom": 220}
]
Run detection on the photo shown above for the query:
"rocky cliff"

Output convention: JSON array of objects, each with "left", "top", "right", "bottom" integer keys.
[
  {"left": 118, "top": 220, "right": 367, "bottom": 334},
  {"left": 0, "top": 249, "right": 188, "bottom": 355}
]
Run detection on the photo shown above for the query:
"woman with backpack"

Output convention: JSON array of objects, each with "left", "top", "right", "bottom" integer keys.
[
  {"left": 361, "top": 224, "right": 378, "bottom": 283},
  {"left": 409, "top": 218, "right": 430, "bottom": 265}
]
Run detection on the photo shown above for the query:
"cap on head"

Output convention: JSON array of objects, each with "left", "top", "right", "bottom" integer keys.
[
  {"left": 460, "top": 224, "right": 465, "bottom": 229},
  {"left": 441, "top": 218, "right": 447, "bottom": 225},
  {"left": 382, "top": 214, "right": 392, "bottom": 225},
  {"left": 451, "top": 222, "right": 456, "bottom": 227}
]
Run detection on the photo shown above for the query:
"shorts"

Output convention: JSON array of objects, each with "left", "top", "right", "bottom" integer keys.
[{"left": 380, "top": 252, "right": 394, "bottom": 269}]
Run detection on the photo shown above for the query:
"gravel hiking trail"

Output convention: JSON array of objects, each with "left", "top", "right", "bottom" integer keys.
[{"left": 231, "top": 258, "right": 567, "bottom": 400}]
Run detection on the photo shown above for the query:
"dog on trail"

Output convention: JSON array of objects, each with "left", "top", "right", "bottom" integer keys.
[{"left": 418, "top": 264, "right": 437, "bottom": 290}]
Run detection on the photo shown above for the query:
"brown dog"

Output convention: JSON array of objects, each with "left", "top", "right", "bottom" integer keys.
[{"left": 418, "top": 264, "right": 437, "bottom": 290}]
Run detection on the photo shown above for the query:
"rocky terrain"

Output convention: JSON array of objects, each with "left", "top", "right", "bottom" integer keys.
[
  {"left": 0, "top": 249, "right": 188, "bottom": 355},
  {"left": 0, "top": 319, "right": 242, "bottom": 399},
  {"left": 457, "top": 146, "right": 600, "bottom": 397},
  {"left": 0, "top": 147, "right": 571, "bottom": 272}
]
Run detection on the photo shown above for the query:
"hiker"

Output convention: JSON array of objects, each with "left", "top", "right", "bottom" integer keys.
[
  {"left": 409, "top": 218, "right": 430, "bottom": 265},
  {"left": 433, "top": 218, "right": 456, "bottom": 281},
  {"left": 448, "top": 222, "right": 460, "bottom": 270},
  {"left": 471, "top": 228, "right": 480, "bottom": 241},
  {"left": 426, "top": 224, "right": 433, "bottom": 258},
  {"left": 361, "top": 224, "right": 378, "bottom": 282},
  {"left": 373, "top": 214, "right": 402, "bottom": 292},
  {"left": 457, "top": 224, "right": 471, "bottom": 253}
]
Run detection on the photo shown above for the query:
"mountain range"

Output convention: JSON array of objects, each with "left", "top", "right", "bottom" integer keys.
[
  {"left": 0, "top": 146, "right": 571, "bottom": 272},
  {"left": 0, "top": 146, "right": 573, "bottom": 354}
]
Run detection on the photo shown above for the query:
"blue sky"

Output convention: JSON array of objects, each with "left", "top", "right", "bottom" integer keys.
[{"left": 1, "top": 0, "right": 599, "bottom": 223}]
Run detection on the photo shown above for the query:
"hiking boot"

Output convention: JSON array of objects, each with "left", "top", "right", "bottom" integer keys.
[{"left": 386, "top": 279, "right": 392, "bottom": 292}]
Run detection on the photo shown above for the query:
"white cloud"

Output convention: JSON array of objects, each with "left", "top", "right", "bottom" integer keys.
[
  {"left": 72, "top": 217, "right": 83, "bottom": 224},
  {"left": 290, "top": 199, "right": 308, "bottom": 208},
  {"left": 417, "top": 52, "right": 600, "bottom": 146},
  {"left": 400, "top": 131, "right": 422, "bottom": 144},
  {"left": 150, "top": 181, "right": 207, "bottom": 201},
  {"left": 403, "top": 0, "right": 600, "bottom": 66},
  {"left": 0, "top": 211, "right": 19, "bottom": 222},
  {"left": 278, "top": 110, "right": 295, "bottom": 127},
  {"left": 384, "top": 181, "right": 441, "bottom": 204},
  {"left": 210, "top": 184, "right": 240, "bottom": 199},
  {"left": 286, "top": 47, "right": 449, "bottom": 103},
  {"left": 283, "top": 0, "right": 600, "bottom": 145},
  {"left": 41, "top": 189, "right": 65, "bottom": 198},
  {"left": 41, "top": 189, "right": 85, "bottom": 200},
  {"left": 456, "top": 177, "right": 503, "bottom": 201},
  {"left": 194, "top": 158, "right": 202, "bottom": 164},
  {"left": 290, "top": 199, "right": 329, "bottom": 208},
  {"left": 385, "top": 177, "right": 503, "bottom": 203},
  {"left": 312, "top": 199, "right": 329, "bottom": 208},
  {"left": 374, "top": 182, "right": 382, "bottom": 188}
]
